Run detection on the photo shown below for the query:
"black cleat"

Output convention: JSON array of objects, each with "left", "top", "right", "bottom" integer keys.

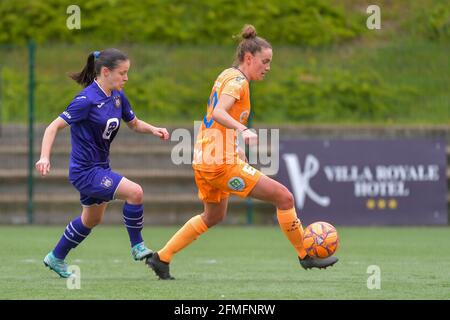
[
  {"left": 145, "top": 253, "right": 175, "bottom": 280},
  {"left": 299, "top": 255, "right": 339, "bottom": 270}
]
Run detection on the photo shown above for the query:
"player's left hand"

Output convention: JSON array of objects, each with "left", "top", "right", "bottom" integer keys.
[{"left": 152, "top": 127, "right": 170, "bottom": 140}]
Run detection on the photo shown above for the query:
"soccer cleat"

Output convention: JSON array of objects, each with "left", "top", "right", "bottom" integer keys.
[
  {"left": 145, "top": 252, "right": 175, "bottom": 280},
  {"left": 43, "top": 251, "right": 73, "bottom": 278},
  {"left": 131, "top": 242, "right": 153, "bottom": 261},
  {"left": 299, "top": 255, "right": 339, "bottom": 270}
]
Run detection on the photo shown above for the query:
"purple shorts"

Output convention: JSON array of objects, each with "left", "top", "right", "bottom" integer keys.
[{"left": 69, "top": 165, "right": 124, "bottom": 206}]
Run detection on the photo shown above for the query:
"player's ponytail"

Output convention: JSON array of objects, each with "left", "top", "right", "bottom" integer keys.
[
  {"left": 70, "top": 52, "right": 97, "bottom": 87},
  {"left": 70, "top": 49, "right": 128, "bottom": 87},
  {"left": 234, "top": 24, "right": 272, "bottom": 66}
]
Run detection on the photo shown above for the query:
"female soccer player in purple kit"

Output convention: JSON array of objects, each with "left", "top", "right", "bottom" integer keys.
[{"left": 36, "top": 48, "right": 169, "bottom": 278}]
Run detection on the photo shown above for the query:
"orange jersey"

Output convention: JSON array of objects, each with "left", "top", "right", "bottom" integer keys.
[{"left": 193, "top": 68, "right": 251, "bottom": 172}]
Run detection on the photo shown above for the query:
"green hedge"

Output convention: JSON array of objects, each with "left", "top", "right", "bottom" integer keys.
[
  {"left": 1, "top": 41, "right": 447, "bottom": 125},
  {"left": 406, "top": 2, "right": 450, "bottom": 41},
  {"left": 0, "top": 0, "right": 363, "bottom": 46},
  {"left": 253, "top": 67, "right": 408, "bottom": 123}
]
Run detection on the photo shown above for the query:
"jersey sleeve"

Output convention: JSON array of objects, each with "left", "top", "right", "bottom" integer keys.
[
  {"left": 120, "top": 92, "right": 136, "bottom": 122},
  {"left": 59, "top": 95, "right": 91, "bottom": 125},
  {"left": 221, "top": 76, "right": 246, "bottom": 101}
]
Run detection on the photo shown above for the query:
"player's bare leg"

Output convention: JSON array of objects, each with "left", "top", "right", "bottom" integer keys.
[
  {"left": 81, "top": 202, "right": 108, "bottom": 228},
  {"left": 201, "top": 198, "right": 229, "bottom": 227}
]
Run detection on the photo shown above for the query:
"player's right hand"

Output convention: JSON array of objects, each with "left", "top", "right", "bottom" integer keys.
[
  {"left": 35, "top": 157, "right": 51, "bottom": 176},
  {"left": 242, "top": 129, "right": 258, "bottom": 146}
]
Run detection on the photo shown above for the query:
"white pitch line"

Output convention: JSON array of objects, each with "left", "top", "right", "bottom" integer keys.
[{"left": 204, "top": 259, "right": 218, "bottom": 264}]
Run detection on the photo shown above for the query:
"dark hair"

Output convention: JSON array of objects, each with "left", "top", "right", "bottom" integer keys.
[
  {"left": 70, "top": 48, "right": 129, "bottom": 87},
  {"left": 234, "top": 25, "right": 272, "bottom": 65}
]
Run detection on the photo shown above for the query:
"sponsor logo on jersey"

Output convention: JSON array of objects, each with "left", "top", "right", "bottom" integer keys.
[
  {"left": 96, "top": 102, "right": 105, "bottom": 108},
  {"left": 102, "top": 118, "right": 119, "bottom": 140},
  {"left": 227, "top": 177, "right": 245, "bottom": 191},
  {"left": 75, "top": 96, "right": 86, "bottom": 100}
]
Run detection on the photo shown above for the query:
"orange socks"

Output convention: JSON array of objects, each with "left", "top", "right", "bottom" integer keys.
[
  {"left": 158, "top": 215, "right": 208, "bottom": 263},
  {"left": 158, "top": 209, "right": 306, "bottom": 263},
  {"left": 277, "top": 207, "right": 307, "bottom": 259}
]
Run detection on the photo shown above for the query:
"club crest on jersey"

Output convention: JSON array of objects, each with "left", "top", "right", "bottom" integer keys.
[
  {"left": 227, "top": 177, "right": 245, "bottom": 191},
  {"left": 101, "top": 176, "right": 113, "bottom": 189},
  {"left": 113, "top": 95, "right": 121, "bottom": 108}
]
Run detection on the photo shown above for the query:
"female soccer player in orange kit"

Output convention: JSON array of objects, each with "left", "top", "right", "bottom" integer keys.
[{"left": 146, "top": 25, "right": 338, "bottom": 279}]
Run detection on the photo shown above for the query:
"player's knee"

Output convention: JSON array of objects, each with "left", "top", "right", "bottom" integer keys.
[
  {"left": 201, "top": 211, "right": 226, "bottom": 227},
  {"left": 89, "top": 215, "right": 103, "bottom": 227},
  {"left": 128, "top": 184, "right": 144, "bottom": 204},
  {"left": 213, "top": 213, "right": 226, "bottom": 225},
  {"left": 82, "top": 214, "right": 102, "bottom": 228},
  {"left": 276, "top": 186, "right": 294, "bottom": 209}
]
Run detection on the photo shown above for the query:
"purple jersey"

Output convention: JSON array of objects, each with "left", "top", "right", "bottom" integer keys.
[{"left": 60, "top": 80, "right": 135, "bottom": 171}]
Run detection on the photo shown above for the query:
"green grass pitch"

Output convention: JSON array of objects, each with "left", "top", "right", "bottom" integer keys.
[{"left": 0, "top": 225, "right": 449, "bottom": 299}]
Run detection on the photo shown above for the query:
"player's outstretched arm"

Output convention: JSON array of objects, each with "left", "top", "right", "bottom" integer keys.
[
  {"left": 126, "top": 116, "right": 169, "bottom": 140},
  {"left": 36, "top": 117, "right": 68, "bottom": 176}
]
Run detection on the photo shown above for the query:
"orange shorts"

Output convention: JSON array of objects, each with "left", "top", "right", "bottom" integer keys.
[{"left": 194, "top": 160, "right": 263, "bottom": 203}]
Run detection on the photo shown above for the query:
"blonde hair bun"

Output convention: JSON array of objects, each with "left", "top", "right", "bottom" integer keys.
[{"left": 241, "top": 24, "right": 257, "bottom": 39}]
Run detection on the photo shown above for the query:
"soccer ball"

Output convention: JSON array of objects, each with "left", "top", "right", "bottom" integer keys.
[{"left": 303, "top": 221, "right": 339, "bottom": 258}]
